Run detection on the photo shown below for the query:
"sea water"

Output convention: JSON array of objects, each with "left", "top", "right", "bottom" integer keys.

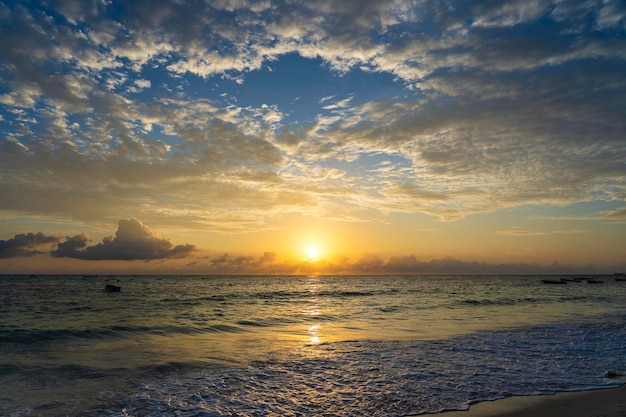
[{"left": 1, "top": 274, "right": 625, "bottom": 416}]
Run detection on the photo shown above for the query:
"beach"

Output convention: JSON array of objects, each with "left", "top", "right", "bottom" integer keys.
[{"left": 440, "top": 384, "right": 626, "bottom": 417}]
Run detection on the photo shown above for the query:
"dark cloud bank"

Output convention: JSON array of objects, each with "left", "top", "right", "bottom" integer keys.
[
  {"left": 0, "top": 232, "right": 59, "bottom": 258},
  {"left": 0, "top": 218, "right": 195, "bottom": 261},
  {"left": 202, "top": 252, "right": 622, "bottom": 276}
]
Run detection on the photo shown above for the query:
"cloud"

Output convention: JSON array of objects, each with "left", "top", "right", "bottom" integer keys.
[
  {"left": 180, "top": 251, "right": 618, "bottom": 275},
  {"left": 127, "top": 79, "right": 152, "bottom": 93},
  {"left": 0, "top": 0, "right": 624, "bottom": 232},
  {"left": 51, "top": 218, "right": 195, "bottom": 260},
  {"left": 0, "top": 233, "right": 60, "bottom": 258},
  {"left": 496, "top": 229, "right": 586, "bottom": 237},
  {"left": 602, "top": 208, "right": 626, "bottom": 219},
  {"left": 529, "top": 207, "right": 626, "bottom": 222},
  {"left": 342, "top": 254, "right": 601, "bottom": 275}
]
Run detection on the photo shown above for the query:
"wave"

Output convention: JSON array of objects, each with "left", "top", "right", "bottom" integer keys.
[
  {"left": 0, "top": 363, "right": 111, "bottom": 379},
  {"left": 253, "top": 288, "right": 398, "bottom": 300},
  {"left": 0, "top": 363, "right": 24, "bottom": 376},
  {"left": 150, "top": 288, "right": 405, "bottom": 310},
  {"left": 159, "top": 294, "right": 230, "bottom": 304},
  {"left": 0, "top": 323, "right": 249, "bottom": 345},
  {"left": 203, "top": 324, "right": 245, "bottom": 333},
  {"left": 236, "top": 319, "right": 269, "bottom": 327},
  {"left": 456, "top": 294, "right": 610, "bottom": 307},
  {"left": 458, "top": 297, "right": 536, "bottom": 306}
]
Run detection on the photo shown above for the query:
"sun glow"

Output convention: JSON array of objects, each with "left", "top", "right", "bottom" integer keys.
[{"left": 307, "top": 246, "right": 319, "bottom": 260}]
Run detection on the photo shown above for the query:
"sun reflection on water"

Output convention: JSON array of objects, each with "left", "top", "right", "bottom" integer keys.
[
  {"left": 308, "top": 324, "right": 320, "bottom": 344},
  {"left": 306, "top": 276, "right": 322, "bottom": 344}
]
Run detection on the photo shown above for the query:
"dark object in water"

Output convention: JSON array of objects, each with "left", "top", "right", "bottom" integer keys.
[
  {"left": 614, "top": 273, "right": 626, "bottom": 282},
  {"left": 104, "top": 279, "right": 121, "bottom": 292},
  {"left": 541, "top": 279, "right": 567, "bottom": 284},
  {"left": 586, "top": 278, "right": 604, "bottom": 284}
]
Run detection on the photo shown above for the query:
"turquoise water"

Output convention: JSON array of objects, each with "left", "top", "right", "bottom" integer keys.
[{"left": 1, "top": 275, "right": 625, "bottom": 416}]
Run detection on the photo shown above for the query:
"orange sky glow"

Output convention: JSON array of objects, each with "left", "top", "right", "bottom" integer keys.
[{"left": 1, "top": 1, "right": 625, "bottom": 275}]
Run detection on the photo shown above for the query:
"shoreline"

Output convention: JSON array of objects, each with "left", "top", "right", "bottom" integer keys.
[{"left": 438, "top": 384, "right": 626, "bottom": 417}]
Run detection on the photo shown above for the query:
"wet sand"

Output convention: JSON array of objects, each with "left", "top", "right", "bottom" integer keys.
[{"left": 439, "top": 384, "right": 626, "bottom": 417}]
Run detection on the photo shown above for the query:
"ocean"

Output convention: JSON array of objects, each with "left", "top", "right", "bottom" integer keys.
[{"left": 1, "top": 274, "right": 625, "bottom": 416}]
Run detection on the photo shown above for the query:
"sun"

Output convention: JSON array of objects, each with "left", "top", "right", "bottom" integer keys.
[{"left": 307, "top": 246, "right": 320, "bottom": 261}]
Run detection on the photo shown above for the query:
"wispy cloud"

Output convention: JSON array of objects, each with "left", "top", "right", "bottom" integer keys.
[
  {"left": 496, "top": 229, "right": 586, "bottom": 237},
  {"left": 530, "top": 207, "right": 626, "bottom": 222}
]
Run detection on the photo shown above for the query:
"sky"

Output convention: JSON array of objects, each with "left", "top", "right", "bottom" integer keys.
[{"left": 0, "top": 0, "right": 625, "bottom": 275}]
